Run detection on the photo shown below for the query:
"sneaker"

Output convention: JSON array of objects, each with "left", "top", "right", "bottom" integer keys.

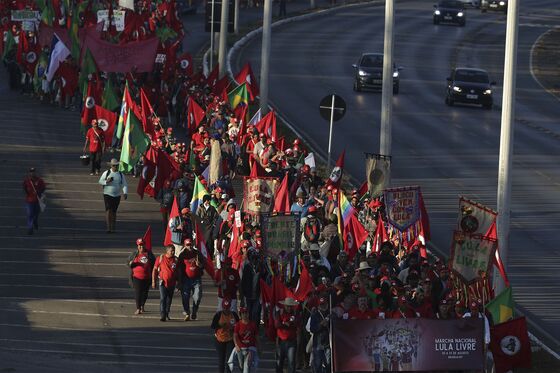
[
  {"left": 134, "top": 309, "right": 141, "bottom": 315},
  {"left": 167, "top": 315, "right": 171, "bottom": 321},
  {"left": 140, "top": 306, "right": 145, "bottom": 313},
  {"left": 191, "top": 313, "right": 197, "bottom": 321},
  {"left": 95, "top": 171, "right": 99, "bottom": 175},
  {"left": 184, "top": 314, "right": 190, "bottom": 321},
  {"left": 160, "top": 316, "right": 166, "bottom": 322},
  {"left": 90, "top": 173, "right": 94, "bottom": 176}
]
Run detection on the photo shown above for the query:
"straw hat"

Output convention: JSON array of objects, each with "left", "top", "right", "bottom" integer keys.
[{"left": 279, "top": 297, "right": 298, "bottom": 307}]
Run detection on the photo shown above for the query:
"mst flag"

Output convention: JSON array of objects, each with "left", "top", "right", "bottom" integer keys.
[
  {"left": 94, "top": 105, "right": 117, "bottom": 147},
  {"left": 164, "top": 196, "right": 179, "bottom": 246},
  {"left": 119, "top": 111, "right": 150, "bottom": 173},
  {"left": 255, "top": 110, "right": 277, "bottom": 141},
  {"left": 228, "top": 83, "right": 249, "bottom": 109},
  {"left": 486, "top": 287, "right": 514, "bottom": 325},
  {"left": 81, "top": 80, "right": 102, "bottom": 126},
  {"left": 235, "top": 62, "right": 259, "bottom": 100},
  {"left": 273, "top": 172, "right": 290, "bottom": 214},
  {"left": 490, "top": 317, "right": 531, "bottom": 373},
  {"left": 326, "top": 150, "right": 345, "bottom": 189},
  {"left": 343, "top": 214, "right": 368, "bottom": 260},
  {"left": 187, "top": 97, "right": 205, "bottom": 134}
]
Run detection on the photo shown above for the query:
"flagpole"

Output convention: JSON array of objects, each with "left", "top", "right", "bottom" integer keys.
[
  {"left": 210, "top": 0, "right": 215, "bottom": 69},
  {"left": 379, "top": 0, "right": 394, "bottom": 185},
  {"left": 259, "top": 0, "right": 273, "bottom": 115},
  {"left": 329, "top": 293, "right": 334, "bottom": 372},
  {"left": 218, "top": 0, "right": 230, "bottom": 78},
  {"left": 327, "top": 94, "right": 335, "bottom": 172}
]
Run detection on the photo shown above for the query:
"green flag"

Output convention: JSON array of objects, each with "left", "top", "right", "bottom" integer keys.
[
  {"left": 40, "top": 1, "right": 54, "bottom": 26},
  {"left": 1, "top": 31, "right": 16, "bottom": 62},
  {"left": 486, "top": 287, "right": 514, "bottom": 324},
  {"left": 102, "top": 76, "right": 120, "bottom": 111},
  {"left": 78, "top": 48, "right": 98, "bottom": 94},
  {"left": 155, "top": 27, "right": 178, "bottom": 42},
  {"left": 227, "top": 83, "right": 249, "bottom": 109},
  {"left": 119, "top": 111, "right": 150, "bottom": 173}
]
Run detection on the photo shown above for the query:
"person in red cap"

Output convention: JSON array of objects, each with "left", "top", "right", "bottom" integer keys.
[
  {"left": 177, "top": 238, "right": 204, "bottom": 321},
  {"left": 234, "top": 306, "right": 259, "bottom": 373},
  {"left": 128, "top": 238, "right": 155, "bottom": 315},
  {"left": 274, "top": 297, "right": 301, "bottom": 373},
  {"left": 152, "top": 245, "right": 178, "bottom": 321},
  {"left": 390, "top": 296, "right": 417, "bottom": 319},
  {"left": 22, "top": 167, "right": 46, "bottom": 235},
  {"left": 215, "top": 257, "right": 240, "bottom": 312},
  {"left": 463, "top": 299, "right": 490, "bottom": 346},
  {"left": 211, "top": 298, "right": 239, "bottom": 373},
  {"left": 83, "top": 120, "right": 105, "bottom": 176},
  {"left": 436, "top": 299, "right": 455, "bottom": 319},
  {"left": 309, "top": 296, "right": 332, "bottom": 373}
]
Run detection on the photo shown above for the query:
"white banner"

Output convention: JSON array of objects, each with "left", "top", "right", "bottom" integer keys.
[
  {"left": 119, "top": 0, "right": 135, "bottom": 10},
  {"left": 97, "top": 10, "right": 126, "bottom": 32},
  {"left": 11, "top": 10, "right": 39, "bottom": 22},
  {"left": 304, "top": 153, "right": 316, "bottom": 169}
]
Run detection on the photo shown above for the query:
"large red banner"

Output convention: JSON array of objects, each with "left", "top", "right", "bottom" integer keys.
[
  {"left": 83, "top": 33, "right": 159, "bottom": 73},
  {"left": 332, "top": 318, "right": 484, "bottom": 372}
]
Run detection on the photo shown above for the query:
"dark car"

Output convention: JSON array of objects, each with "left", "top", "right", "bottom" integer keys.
[
  {"left": 481, "top": 0, "right": 507, "bottom": 12},
  {"left": 445, "top": 68, "right": 495, "bottom": 109},
  {"left": 352, "top": 53, "right": 401, "bottom": 94},
  {"left": 433, "top": 0, "right": 466, "bottom": 26}
]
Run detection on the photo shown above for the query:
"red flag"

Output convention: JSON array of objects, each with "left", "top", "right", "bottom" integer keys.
[
  {"left": 357, "top": 181, "right": 368, "bottom": 197},
  {"left": 81, "top": 80, "right": 102, "bottom": 126},
  {"left": 143, "top": 225, "right": 152, "bottom": 251},
  {"left": 293, "top": 261, "right": 314, "bottom": 302},
  {"left": 490, "top": 317, "right": 532, "bottom": 373},
  {"left": 94, "top": 105, "right": 117, "bottom": 147},
  {"left": 259, "top": 279, "right": 277, "bottom": 341},
  {"left": 372, "top": 215, "right": 388, "bottom": 254},
  {"left": 273, "top": 172, "right": 290, "bottom": 214},
  {"left": 212, "top": 75, "right": 231, "bottom": 96},
  {"left": 206, "top": 63, "right": 219, "bottom": 87},
  {"left": 164, "top": 196, "right": 179, "bottom": 246},
  {"left": 154, "top": 149, "right": 181, "bottom": 195},
  {"left": 195, "top": 222, "right": 216, "bottom": 280},
  {"left": 138, "top": 147, "right": 180, "bottom": 199},
  {"left": 228, "top": 222, "right": 243, "bottom": 270},
  {"left": 272, "top": 275, "right": 295, "bottom": 304},
  {"left": 177, "top": 52, "right": 193, "bottom": 76},
  {"left": 187, "top": 97, "right": 206, "bottom": 134},
  {"left": 137, "top": 147, "right": 157, "bottom": 199},
  {"left": 277, "top": 137, "right": 286, "bottom": 152},
  {"left": 326, "top": 150, "right": 345, "bottom": 189},
  {"left": 235, "top": 62, "right": 259, "bottom": 101},
  {"left": 419, "top": 191, "right": 431, "bottom": 241},
  {"left": 486, "top": 221, "right": 510, "bottom": 287},
  {"left": 255, "top": 111, "right": 277, "bottom": 141},
  {"left": 344, "top": 214, "right": 368, "bottom": 260},
  {"left": 140, "top": 88, "right": 156, "bottom": 138}
]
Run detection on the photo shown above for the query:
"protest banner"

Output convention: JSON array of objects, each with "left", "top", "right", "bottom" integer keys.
[
  {"left": 332, "top": 318, "right": 484, "bottom": 372},
  {"left": 365, "top": 153, "right": 390, "bottom": 198},
  {"left": 11, "top": 10, "right": 39, "bottom": 22},
  {"left": 383, "top": 186, "right": 420, "bottom": 231},
  {"left": 96, "top": 10, "right": 126, "bottom": 32},
  {"left": 243, "top": 177, "right": 279, "bottom": 215},
  {"left": 458, "top": 197, "right": 497, "bottom": 235},
  {"left": 450, "top": 231, "right": 496, "bottom": 284},
  {"left": 261, "top": 214, "right": 300, "bottom": 255}
]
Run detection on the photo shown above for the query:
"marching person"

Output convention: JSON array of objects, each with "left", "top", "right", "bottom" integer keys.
[
  {"left": 98, "top": 159, "right": 128, "bottom": 233},
  {"left": 211, "top": 298, "right": 239, "bottom": 373},
  {"left": 233, "top": 306, "right": 260, "bottom": 373},
  {"left": 196, "top": 194, "right": 219, "bottom": 259},
  {"left": 152, "top": 245, "right": 178, "bottom": 322},
  {"left": 22, "top": 167, "right": 46, "bottom": 235},
  {"left": 309, "top": 297, "right": 331, "bottom": 373},
  {"left": 177, "top": 238, "right": 204, "bottom": 321},
  {"left": 215, "top": 257, "right": 240, "bottom": 312},
  {"left": 128, "top": 238, "right": 155, "bottom": 315},
  {"left": 275, "top": 297, "right": 301, "bottom": 373},
  {"left": 169, "top": 207, "right": 194, "bottom": 257},
  {"left": 83, "top": 119, "right": 105, "bottom": 176}
]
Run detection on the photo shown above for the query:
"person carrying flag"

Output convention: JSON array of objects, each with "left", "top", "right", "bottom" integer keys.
[{"left": 177, "top": 238, "right": 204, "bottom": 321}]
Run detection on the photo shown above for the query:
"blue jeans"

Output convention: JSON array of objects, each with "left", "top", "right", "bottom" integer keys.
[
  {"left": 26, "top": 202, "right": 40, "bottom": 230},
  {"left": 181, "top": 277, "right": 202, "bottom": 315},
  {"left": 159, "top": 283, "right": 174, "bottom": 318},
  {"left": 276, "top": 339, "right": 296, "bottom": 373},
  {"left": 312, "top": 347, "right": 330, "bottom": 373},
  {"left": 237, "top": 348, "right": 255, "bottom": 373}
]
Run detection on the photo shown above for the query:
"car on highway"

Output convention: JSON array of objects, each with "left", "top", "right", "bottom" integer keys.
[
  {"left": 352, "top": 53, "right": 401, "bottom": 94},
  {"left": 445, "top": 67, "right": 495, "bottom": 109},
  {"left": 433, "top": 0, "right": 466, "bottom": 26},
  {"left": 481, "top": 0, "right": 507, "bottom": 12},
  {"left": 457, "top": 0, "right": 480, "bottom": 7}
]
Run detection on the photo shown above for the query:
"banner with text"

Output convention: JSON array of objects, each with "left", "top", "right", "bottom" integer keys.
[
  {"left": 243, "top": 177, "right": 279, "bottom": 215},
  {"left": 332, "top": 318, "right": 484, "bottom": 372},
  {"left": 450, "top": 231, "right": 496, "bottom": 283},
  {"left": 262, "top": 214, "right": 300, "bottom": 255},
  {"left": 383, "top": 186, "right": 420, "bottom": 231},
  {"left": 97, "top": 10, "right": 126, "bottom": 31},
  {"left": 11, "top": 10, "right": 39, "bottom": 21},
  {"left": 457, "top": 197, "right": 497, "bottom": 236}
]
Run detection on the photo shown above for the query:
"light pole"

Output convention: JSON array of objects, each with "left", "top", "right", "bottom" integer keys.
[
  {"left": 259, "top": 0, "right": 273, "bottom": 115},
  {"left": 495, "top": 0, "right": 520, "bottom": 293},
  {"left": 234, "top": 0, "right": 240, "bottom": 34},
  {"left": 210, "top": 0, "right": 215, "bottom": 69},
  {"left": 218, "top": 0, "right": 230, "bottom": 77},
  {"left": 379, "top": 0, "right": 394, "bottom": 184}
]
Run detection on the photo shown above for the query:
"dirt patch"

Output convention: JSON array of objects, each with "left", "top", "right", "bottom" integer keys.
[{"left": 532, "top": 28, "right": 560, "bottom": 98}]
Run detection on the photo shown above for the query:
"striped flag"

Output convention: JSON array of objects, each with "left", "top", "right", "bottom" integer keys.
[
  {"left": 190, "top": 175, "right": 209, "bottom": 213},
  {"left": 338, "top": 190, "right": 355, "bottom": 227}
]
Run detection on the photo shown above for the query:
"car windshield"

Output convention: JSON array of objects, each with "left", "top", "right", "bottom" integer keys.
[
  {"left": 361, "top": 55, "right": 383, "bottom": 68},
  {"left": 438, "top": 1, "right": 462, "bottom": 8},
  {"left": 455, "top": 70, "right": 489, "bottom": 83}
]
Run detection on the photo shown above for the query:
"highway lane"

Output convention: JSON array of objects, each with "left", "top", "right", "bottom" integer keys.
[{"left": 234, "top": 0, "right": 560, "bottom": 349}]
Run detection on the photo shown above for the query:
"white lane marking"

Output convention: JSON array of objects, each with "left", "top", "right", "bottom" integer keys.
[
  {"left": 0, "top": 297, "right": 218, "bottom": 310},
  {"left": 0, "top": 248, "right": 131, "bottom": 254},
  {"left": 0, "top": 260, "right": 124, "bottom": 266},
  {"left": 529, "top": 28, "right": 560, "bottom": 103},
  {"left": 0, "top": 284, "right": 129, "bottom": 291}
]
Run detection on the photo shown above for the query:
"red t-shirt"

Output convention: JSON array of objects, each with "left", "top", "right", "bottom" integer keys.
[
  {"left": 22, "top": 177, "right": 46, "bottom": 203},
  {"left": 181, "top": 250, "right": 203, "bottom": 279},
  {"left": 155, "top": 255, "right": 178, "bottom": 287},
  {"left": 234, "top": 320, "right": 258, "bottom": 348},
  {"left": 389, "top": 307, "right": 417, "bottom": 319},
  {"left": 275, "top": 311, "right": 300, "bottom": 341},
  {"left": 348, "top": 307, "right": 374, "bottom": 320},
  {"left": 132, "top": 253, "right": 152, "bottom": 280},
  {"left": 86, "top": 128, "right": 104, "bottom": 153},
  {"left": 216, "top": 268, "right": 240, "bottom": 299}
]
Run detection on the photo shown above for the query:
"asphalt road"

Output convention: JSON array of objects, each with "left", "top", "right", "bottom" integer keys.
[{"left": 234, "top": 0, "right": 560, "bottom": 352}]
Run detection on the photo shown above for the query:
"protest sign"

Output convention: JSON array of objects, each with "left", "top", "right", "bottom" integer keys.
[
  {"left": 97, "top": 10, "right": 126, "bottom": 32},
  {"left": 261, "top": 214, "right": 300, "bottom": 255},
  {"left": 457, "top": 197, "right": 497, "bottom": 236},
  {"left": 383, "top": 186, "right": 420, "bottom": 231},
  {"left": 450, "top": 231, "right": 496, "bottom": 283},
  {"left": 243, "top": 177, "right": 279, "bottom": 215},
  {"left": 332, "top": 318, "right": 484, "bottom": 372},
  {"left": 11, "top": 10, "right": 39, "bottom": 22}
]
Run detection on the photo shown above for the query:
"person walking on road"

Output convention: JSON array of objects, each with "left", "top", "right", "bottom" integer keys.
[
  {"left": 22, "top": 167, "right": 46, "bottom": 235},
  {"left": 98, "top": 159, "right": 128, "bottom": 233},
  {"left": 128, "top": 238, "right": 155, "bottom": 315},
  {"left": 83, "top": 120, "right": 105, "bottom": 175},
  {"left": 196, "top": 194, "right": 219, "bottom": 259},
  {"left": 211, "top": 298, "right": 239, "bottom": 373},
  {"left": 152, "top": 245, "right": 178, "bottom": 322},
  {"left": 274, "top": 297, "right": 301, "bottom": 373},
  {"left": 169, "top": 207, "right": 194, "bottom": 257},
  {"left": 177, "top": 238, "right": 204, "bottom": 321},
  {"left": 233, "top": 306, "right": 260, "bottom": 373}
]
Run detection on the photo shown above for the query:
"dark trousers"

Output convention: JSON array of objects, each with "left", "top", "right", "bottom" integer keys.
[
  {"left": 132, "top": 277, "right": 150, "bottom": 310},
  {"left": 215, "top": 339, "right": 234, "bottom": 373},
  {"left": 159, "top": 283, "right": 174, "bottom": 318},
  {"left": 181, "top": 277, "right": 202, "bottom": 315},
  {"left": 90, "top": 150, "right": 102, "bottom": 173},
  {"left": 246, "top": 298, "right": 261, "bottom": 323},
  {"left": 25, "top": 202, "right": 40, "bottom": 230},
  {"left": 276, "top": 339, "right": 297, "bottom": 373}
]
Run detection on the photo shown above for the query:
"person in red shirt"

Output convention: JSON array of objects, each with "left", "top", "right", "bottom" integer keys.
[
  {"left": 128, "top": 238, "right": 155, "bottom": 315},
  {"left": 177, "top": 238, "right": 204, "bottom": 321},
  {"left": 348, "top": 294, "right": 374, "bottom": 320},
  {"left": 152, "top": 245, "right": 178, "bottom": 321},
  {"left": 390, "top": 296, "right": 417, "bottom": 319},
  {"left": 83, "top": 120, "right": 105, "bottom": 175},
  {"left": 215, "top": 257, "right": 240, "bottom": 312},
  {"left": 234, "top": 307, "right": 259, "bottom": 373},
  {"left": 22, "top": 167, "right": 46, "bottom": 235},
  {"left": 212, "top": 298, "right": 239, "bottom": 373},
  {"left": 274, "top": 297, "right": 301, "bottom": 373}
]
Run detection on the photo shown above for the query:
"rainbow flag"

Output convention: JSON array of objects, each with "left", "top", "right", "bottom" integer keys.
[
  {"left": 190, "top": 175, "right": 209, "bottom": 213},
  {"left": 339, "top": 191, "right": 355, "bottom": 227}
]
